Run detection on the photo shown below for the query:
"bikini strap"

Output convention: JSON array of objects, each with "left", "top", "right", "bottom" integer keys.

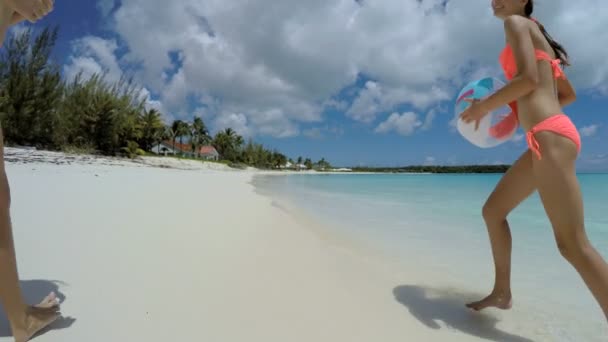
[
  {"left": 528, "top": 17, "right": 566, "bottom": 80},
  {"left": 550, "top": 59, "right": 565, "bottom": 79},
  {"left": 536, "top": 50, "right": 565, "bottom": 79}
]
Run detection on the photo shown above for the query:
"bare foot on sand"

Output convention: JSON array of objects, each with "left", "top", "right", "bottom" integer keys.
[
  {"left": 466, "top": 291, "right": 512, "bottom": 311},
  {"left": 12, "top": 292, "right": 61, "bottom": 342}
]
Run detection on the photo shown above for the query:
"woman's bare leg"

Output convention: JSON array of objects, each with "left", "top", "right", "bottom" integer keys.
[
  {"left": 0, "top": 126, "right": 60, "bottom": 342},
  {"left": 532, "top": 131, "right": 608, "bottom": 320},
  {"left": 466, "top": 150, "right": 536, "bottom": 311}
]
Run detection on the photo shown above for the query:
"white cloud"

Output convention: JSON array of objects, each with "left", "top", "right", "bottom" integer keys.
[
  {"left": 87, "top": 0, "right": 608, "bottom": 137},
  {"left": 580, "top": 124, "right": 599, "bottom": 137},
  {"left": 346, "top": 81, "right": 451, "bottom": 123},
  {"left": 421, "top": 106, "right": 445, "bottom": 131},
  {"left": 7, "top": 23, "right": 29, "bottom": 39},
  {"left": 97, "top": 0, "right": 116, "bottom": 17},
  {"left": 138, "top": 87, "right": 171, "bottom": 122},
  {"left": 214, "top": 112, "right": 253, "bottom": 138},
  {"left": 63, "top": 56, "right": 105, "bottom": 83},
  {"left": 374, "top": 112, "right": 422, "bottom": 136},
  {"left": 64, "top": 36, "right": 169, "bottom": 121},
  {"left": 448, "top": 115, "right": 459, "bottom": 133},
  {"left": 64, "top": 36, "right": 122, "bottom": 83}
]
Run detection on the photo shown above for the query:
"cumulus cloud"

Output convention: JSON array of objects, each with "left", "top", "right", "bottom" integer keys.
[
  {"left": 424, "top": 156, "right": 436, "bottom": 166},
  {"left": 580, "top": 124, "right": 599, "bottom": 137},
  {"left": 64, "top": 35, "right": 169, "bottom": 121},
  {"left": 8, "top": 23, "right": 30, "bottom": 39},
  {"left": 86, "top": 0, "right": 608, "bottom": 137},
  {"left": 64, "top": 36, "right": 122, "bottom": 83},
  {"left": 346, "top": 81, "right": 450, "bottom": 123},
  {"left": 97, "top": 0, "right": 116, "bottom": 17},
  {"left": 374, "top": 112, "right": 422, "bottom": 136},
  {"left": 421, "top": 106, "right": 445, "bottom": 131},
  {"left": 214, "top": 112, "right": 253, "bottom": 138}
]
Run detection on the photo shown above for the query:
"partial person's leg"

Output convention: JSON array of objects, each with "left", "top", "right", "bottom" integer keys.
[
  {"left": 467, "top": 150, "right": 536, "bottom": 311},
  {"left": 0, "top": 125, "right": 60, "bottom": 342},
  {"left": 532, "top": 130, "right": 608, "bottom": 321}
]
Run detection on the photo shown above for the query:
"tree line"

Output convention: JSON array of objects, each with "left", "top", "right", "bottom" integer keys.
[
  {"left": 0, "top": 27, "right": 331, "bottom": 170},
  {"left": 351, "top": 165, "right": 511, "bottom": 173}
]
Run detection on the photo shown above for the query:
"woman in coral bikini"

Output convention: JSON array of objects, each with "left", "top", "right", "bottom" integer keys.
[{"left": 459, "top": 0, "right": 608, "bottom": 321}]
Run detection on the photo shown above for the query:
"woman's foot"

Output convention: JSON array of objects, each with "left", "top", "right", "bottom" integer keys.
[
  {"left": 12, "top": 292, "right": 61, "bottom": 342},
  {"left": 466, "top": 290, "right": 512, "bottom": 311}
]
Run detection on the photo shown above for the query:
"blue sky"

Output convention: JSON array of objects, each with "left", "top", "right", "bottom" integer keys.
[{"left": 11, "top": 0, "right": 608, "bottom": 170}]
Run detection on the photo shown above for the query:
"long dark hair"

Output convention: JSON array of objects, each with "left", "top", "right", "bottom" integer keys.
[{"left": 525, "top": 0, "right": 570, "bottom": 66}]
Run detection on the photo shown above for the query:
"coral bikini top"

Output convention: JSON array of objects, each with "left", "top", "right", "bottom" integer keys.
[
  {"left": 488, "top": 28, "right": 566, "bottom": 139},
  {"left": 499, "top": 44, "right": 565, "bottom": 82},
  {"left": 497, "top": 43, "right": 565, "bottom": 123}
]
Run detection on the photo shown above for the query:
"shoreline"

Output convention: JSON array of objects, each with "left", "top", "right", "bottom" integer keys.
[
  {"left": 250, "top": 172, "right": 608, "bottom": 341},
  {"left": 4, "top": 147, "right": 517, "bottom": 175},
  {"left": 2, "top": 148, "right": 602, "bottom": 341}
]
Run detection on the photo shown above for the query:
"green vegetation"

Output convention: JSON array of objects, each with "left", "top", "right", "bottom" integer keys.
[
  {"left": 0, "top": 27, "right": 329, "bottom": 170},
  {"left": 350, "top": 165, "right": 511, "bottom": 173}
]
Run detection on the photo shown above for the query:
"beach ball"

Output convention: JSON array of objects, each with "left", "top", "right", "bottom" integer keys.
[{"left": 454, "top": 77, "right": 517, "bottom": 148}]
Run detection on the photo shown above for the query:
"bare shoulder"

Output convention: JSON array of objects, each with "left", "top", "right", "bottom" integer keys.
[{"left": 503, "top": 15, "right": 531, "bottom": 34}]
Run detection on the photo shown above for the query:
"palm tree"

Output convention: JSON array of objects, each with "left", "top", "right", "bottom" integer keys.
[
  {"left": 139, "top": 108, "right": 164, "bottom": 151},
  {"left": 190, "top": 117, "right": 210, "bottom": 157},
  {"left": 154, "top": 126, "right": 172, "bottom": 155},
  {"left": 170, "top": 120, "right": 180, "bottom": 152},
  {"left": 212, "top": 128, "right": 243, "bottom": 162},
  {"left": 304, "top": 158, "right": 313, "bottom": 170},
  {"left": 171, "top": 119, "right": 190, "bottom": 156}
]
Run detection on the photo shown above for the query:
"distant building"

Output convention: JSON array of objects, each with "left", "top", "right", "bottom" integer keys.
[
  {"left": 281, "top": 161, "right": 311, "bottom": 170},
  {"left": 151, "top": 141, "right": 178, "bottom": 156},
  {"left": 151, "top": 141, "right": 220, "bottom": 161},
  {"left": 198, "top": 146, "right": 220, "bottom": 161}
]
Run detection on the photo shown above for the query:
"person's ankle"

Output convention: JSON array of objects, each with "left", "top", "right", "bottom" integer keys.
[{"left": 491, "top": 288, "right": 512, "bottom": 298}]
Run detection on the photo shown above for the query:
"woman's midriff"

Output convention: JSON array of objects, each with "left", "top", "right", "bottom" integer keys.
[{"left": 514, "top": 69, "right": 564, "bottom": 133}]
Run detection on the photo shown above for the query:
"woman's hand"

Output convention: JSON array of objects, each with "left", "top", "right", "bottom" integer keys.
[
  {"left": 459, "top": 98, "right": 489, "bottom": 131},
  {"left": 10, "top": 11, "right": 25, "bottom": 25},
  {"left": 2, "top": 0, "right": 53, "bottom": 23}
]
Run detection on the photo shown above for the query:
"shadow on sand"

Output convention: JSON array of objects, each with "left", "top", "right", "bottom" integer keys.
[
  {"left": 393, "top": 285, "right": 535, "bottom": 342},
  {"left": 0, "top": 279, "right": 76, "bottom": 338}
]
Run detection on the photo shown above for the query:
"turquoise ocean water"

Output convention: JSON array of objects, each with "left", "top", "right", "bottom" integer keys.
[{"left": 254, "top": 173, "right": 608, "bottom": 341}]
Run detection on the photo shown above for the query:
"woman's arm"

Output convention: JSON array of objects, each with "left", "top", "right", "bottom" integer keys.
[
  {"left": 557, "top": 76, "right": 576, "bottom": 107},
  {"left": 478, "top": 15, "right": 540, "bottom": 114}
]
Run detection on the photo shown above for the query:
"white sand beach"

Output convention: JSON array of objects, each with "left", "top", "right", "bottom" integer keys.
[{"left": 0, "top": 148, "right": 539, "bottom": 342}]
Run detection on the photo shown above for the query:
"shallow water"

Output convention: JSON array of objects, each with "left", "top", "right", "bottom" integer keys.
[{"left": 255, "top": 173, "right": 608, "bottom": 341}]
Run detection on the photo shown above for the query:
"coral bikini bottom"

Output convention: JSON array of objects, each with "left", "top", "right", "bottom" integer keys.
[
  {"left": 525, "top": 114, "right": 581, "bottom": 160},
  {"left": 489, "top": 112, "right": 581, "bottom": 160}
]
